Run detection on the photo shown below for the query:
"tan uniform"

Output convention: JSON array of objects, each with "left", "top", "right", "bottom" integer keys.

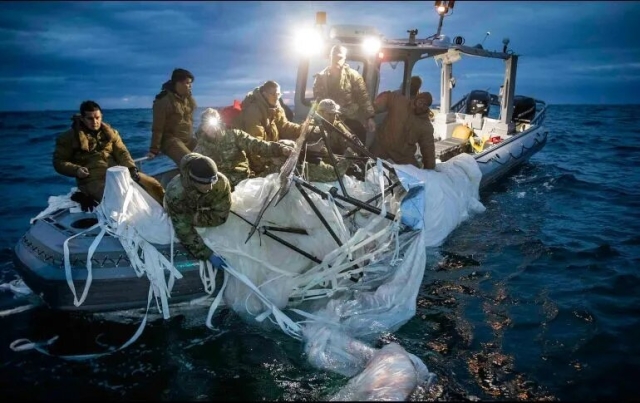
[
  {"left": 231, "top": 87, "right": 302, "bottom": 174},
  {"left": 370, "top": 91, "right": 436, "bottom": 169},
  {"left": 53, "top": 119, "right": 165, "bottom": 204},
  {"left": 150, "top": 82, "right": 198, "bottom": 165}
]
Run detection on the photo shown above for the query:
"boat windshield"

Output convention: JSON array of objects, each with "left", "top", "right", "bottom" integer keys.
[{"left": 378, "top": 60, "right": 406, "bottom": 96}]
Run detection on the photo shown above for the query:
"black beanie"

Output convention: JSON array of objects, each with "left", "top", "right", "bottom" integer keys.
[
  {"left": 171, "top": 68, "right": 195, "bottom": 83},
  {"left": 189, "top": 156, "right": 218, "bottom": 184}
]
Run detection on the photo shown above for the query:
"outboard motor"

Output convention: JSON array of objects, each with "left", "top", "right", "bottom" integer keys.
[
  {"left": 465, "top": 90, "right": 491, "bottom": 116},
  {"left": 512, "top": 95, "right": 536, "bottom": 123}
]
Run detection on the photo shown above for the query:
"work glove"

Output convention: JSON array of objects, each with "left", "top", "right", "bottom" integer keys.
[
  {"left": 280, "top": 144, "right": 293, "bottom": 157},
  {"left": 70, "top": 191, "right": 100, "bottom": 212},
  {"left": 128, "top": 167, "right": 141, "bottom": 183},
  {"left": 278, "top": 139, "right": 296, "bottom": 149},
  {"left": 306, "top": 125, "right": 323, "bottom": 142},
  {"left": 208, "top": 254, "right": 227, "bottom": 269}
]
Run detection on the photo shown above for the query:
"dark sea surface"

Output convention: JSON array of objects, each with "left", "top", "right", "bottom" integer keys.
[{"left": 0, "top": 105, "right": 639, "bottom": 401}]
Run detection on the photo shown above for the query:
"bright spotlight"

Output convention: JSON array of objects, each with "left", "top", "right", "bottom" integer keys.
[
  {"left": 294, "top": 27, "right": 324, "bottom": 57},
  {"left": 362, "top": 37, "right": 381, "bottom": 55},
  {"left": 207, "top": 116, "right": 219, "bottom": 127},
  {"left": 435, "top": 0, "right": 454, "bottom": 15}
]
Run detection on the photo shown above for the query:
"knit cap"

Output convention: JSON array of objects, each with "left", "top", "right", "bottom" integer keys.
[{"left": 189, "top": 156, "right": 218, "bottom": 184}]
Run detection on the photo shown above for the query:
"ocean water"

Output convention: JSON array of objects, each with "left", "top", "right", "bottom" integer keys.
[{"left": 0, "top": 105, "right": 639, "bottom": 400}]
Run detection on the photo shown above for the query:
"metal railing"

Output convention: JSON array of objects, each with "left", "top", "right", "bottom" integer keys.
[
  {"left": 529, "top": 99, "right": 547, "bottom": 126},
  {"left": 450, "top": 95, "right": 468, "bottom": 113},
  {"left": 133, "top": 156, "right": 149, "bottom": 171}
]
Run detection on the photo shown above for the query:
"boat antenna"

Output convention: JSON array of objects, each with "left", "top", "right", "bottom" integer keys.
[
  {"left": 481, "top": 31, "right": 491, "bottom": 46},
  {"left": 433, "top": 0, "right": 455, "bottom": 38}
]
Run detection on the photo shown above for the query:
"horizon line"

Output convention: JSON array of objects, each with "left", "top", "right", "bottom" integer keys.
[{"left": 2, "top": 103, "right": 640, "bottom": 114}]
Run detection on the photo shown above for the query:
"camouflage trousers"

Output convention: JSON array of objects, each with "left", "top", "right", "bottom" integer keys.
[{"left": 79, "top": 172, "right": 166, "bottom": 206}]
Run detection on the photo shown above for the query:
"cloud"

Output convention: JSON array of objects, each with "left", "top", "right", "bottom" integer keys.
[
  {"left": 111, "top": 9, "right": 196, "bottom": 26},
  {"left": 570, "top": 63, "right": 640, "bottom": 73},
  {"left": 0, "top": 76, "right": 67, "bottom": 84},
  {"left": 1, "top": 1, "right": 639, "bottom": 111}
]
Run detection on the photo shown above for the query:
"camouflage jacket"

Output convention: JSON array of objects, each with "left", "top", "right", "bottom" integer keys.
[
  {"left": 193, "top": 126, "right": 287, "bottom": 189},
  {"left": 370, "top": 91, "right": 436, "bottom": 169},
  {"left": 150, "top": 81, "right": 198, "bottom": 154},
  {"left": 53, "top": 118, "right": 136, "bottom": 187},
  {"left": 310, "top": 116, "right": 363, "bottom": 157},
  {"left": 313, "top": 64, "right": 375, "bottom": 123},
  {"left": 164, "top": 153, "right": 232, "bottom": 261},
  {"left": 231, "top": 87, "right": 302, "bottom": 174}
]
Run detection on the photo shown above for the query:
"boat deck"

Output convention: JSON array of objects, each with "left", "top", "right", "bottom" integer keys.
[{"left": 434, "top": 137, "right": 470, "bottom": 162}]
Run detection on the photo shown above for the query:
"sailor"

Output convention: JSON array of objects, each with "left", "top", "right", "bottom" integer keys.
[
  {"left": 164, "top": 153, "right": 231, "bottom": 267},
  {"left": 194, "top": 108, "right": 293, "bottom": 190},
  {"left": 312, "top": 45, "right": 376, "bottom": 146},
  {"left": 370, "top": 91, "right": 436, "bottom": 169},
  {"left": 53, "top": 100, "right": 165, "bottom": 210},
  {"left": 146, "top": 68, "right": 198, "bottom": 165},
  {"left": 409, "top": 76, "right": 423, "bottom": 99},
  {"left": 314, "top": 98, "right": 365, "bottom": 156},
  {"left": 231, "top": 80, "right": 304, "bottom": 176},
  {"left": 392, "top": 76, "right": 423, "bottom": 100}
]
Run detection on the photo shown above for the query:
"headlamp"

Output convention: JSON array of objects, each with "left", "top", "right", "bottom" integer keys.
[{"left": 206, "top": 116, "right": 220, "bottom": 127}]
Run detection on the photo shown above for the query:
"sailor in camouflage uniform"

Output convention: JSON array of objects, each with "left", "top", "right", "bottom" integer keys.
[
  {"left": 201, "top": 108, "right": 349, "bottom": 184},
  {"left": 295, "top": 99, "right": 359, "bottom": 181},
  {"left": 313, "top": 45, "right": 376, "bottom": 145},
  {"left": 194, "top": 108, "right": 292, "bottom": 190},
  {"left": 312, "top": 99, "right": 365, "bottom": 156},
  {"left": 164, "top": 153, "right": 231, "bottom": 262}
]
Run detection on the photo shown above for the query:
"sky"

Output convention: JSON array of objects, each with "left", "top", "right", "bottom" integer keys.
[{"left": 1, "top": 0, "right": 639, "bottom": 112}]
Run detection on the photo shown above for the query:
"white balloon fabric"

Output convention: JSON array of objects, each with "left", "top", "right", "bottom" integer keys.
[
  {"left": 35, "top": 154, "right": 485, "bottom": 399},
  {"left": 196, "top": 153, "right": 484, "bottom": 399},
  {"left": 100, "top": 166, "right": 174, "bottom": 245}
]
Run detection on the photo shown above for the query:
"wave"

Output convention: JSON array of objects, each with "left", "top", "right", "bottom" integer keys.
[
  {"left": 582, "top": 120, "right": 604, "bottom": 127},
  {"left": 622, "top": 235, "right": 640, "bottom": 245},
  {"left": 44, "top": 124, "right": 68, "bottom": 130},
  {"left": 0, "top": 204, "right": 44, "bottom": 217},
  {"left": 28, "top": 135, "right": 54, "bottom": 144},
  {"left": 550, "top": 172, "right": 595, "bottom": 188},
  {"left": 135, "top": 120, "right": 151, "bottom": 128},
  {"left": 0, "top": 174, "right": 60, "bottom": 185},
  {"left": 548, "top": 171, "right": 638, "bottom": 199},
  {"left": 575, "top": 243, "right": 621, "bottom": 260},
  {"left": 613, "top": 145, "right": 640, "bottom": 153},
  {"left": 546, "top": 244, "right": 622, "bottom": 266},
  {"left": 8, "top": 124, "right": 37, "bottom": 131}
]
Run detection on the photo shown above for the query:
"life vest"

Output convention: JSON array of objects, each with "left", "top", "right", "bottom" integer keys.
[{"left": 220, "top": 100, "right": 242, "bottom": 126}]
